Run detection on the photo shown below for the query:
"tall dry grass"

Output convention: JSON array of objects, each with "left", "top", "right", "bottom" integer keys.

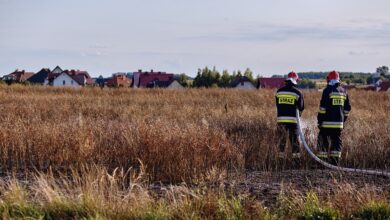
[
  {"left": 0, "top": 166, "right": 388, "bottom": 219},
  {"left": 0, "top": 85, "right": 389, "bottom": 182}
]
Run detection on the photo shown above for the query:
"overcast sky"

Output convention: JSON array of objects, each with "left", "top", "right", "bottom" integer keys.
[{"left": 0, "top": 0, "right": 389, "bottom": 77}]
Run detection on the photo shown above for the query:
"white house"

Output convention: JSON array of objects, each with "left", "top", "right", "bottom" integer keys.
[
  {"left": 146, "top": 79, "right": 185, "bottom": 89},
  {"left": 52, "top": 73, "right": 81, "bottom": 87},
  {"left": 229, "top": 76, "right": 256, "bottom": 90},
  {"left": 167, "top": 80, "right": 184, "bottom": 89},
  {"left": 44, "top": 66, "right": 64, "bottom": 85}
]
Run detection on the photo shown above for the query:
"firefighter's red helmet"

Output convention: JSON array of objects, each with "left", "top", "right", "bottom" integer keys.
[
  {"left": 286, "top": 71, "right": 299, "bottom": 84},
  {"left": 327, "top": 71, "right": 340, "bottom": 81}
]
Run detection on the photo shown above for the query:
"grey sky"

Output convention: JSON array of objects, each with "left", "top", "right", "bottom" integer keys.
[{"left": 0, "top": 0, "right": 389, "bottom": 77}]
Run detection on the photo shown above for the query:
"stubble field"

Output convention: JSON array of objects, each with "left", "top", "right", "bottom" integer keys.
[{"left": 0, "top": 85, "right": 389, "bottom": 219}]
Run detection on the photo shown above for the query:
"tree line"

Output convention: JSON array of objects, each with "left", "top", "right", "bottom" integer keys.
[
  {"left": 184, "top": 67, "right": 317, "bottom": 89},
  {"left": 179, "top": 67, "right": 257, "bottom": 88}
]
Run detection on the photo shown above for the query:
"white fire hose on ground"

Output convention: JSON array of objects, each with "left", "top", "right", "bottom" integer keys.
[{"left": 296, "top": 110, "right": 390, "bottom": 178}]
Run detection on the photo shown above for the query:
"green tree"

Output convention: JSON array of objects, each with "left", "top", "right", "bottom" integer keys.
[
  {"left": 178, "top": 73, "right": 188, "bottom": 87},
  {"left": 219, "top": 70, "right": 232, "bottom": 87},
  {"left": 298, "top": 79, "right": 316, "bottom": 89},
  {"left": 193, "top": 66, "right": 221, "bottom": 88},
  {"left": 243, "top": 68, "right": 255, "bottom": 83},
  {"left": 376, "top": 66, "right": 389, "bottom": 76}
]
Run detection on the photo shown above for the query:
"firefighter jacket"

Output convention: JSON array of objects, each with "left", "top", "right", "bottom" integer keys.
[
  {"left": 317, "top": 84, "right": 351, "bottom": 129},
  {"left": 275, "top": 82, "right": 304, "bottom": 124}
]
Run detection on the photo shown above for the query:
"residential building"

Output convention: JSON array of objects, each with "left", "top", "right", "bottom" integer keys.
[
  {"left": 52, "top": 72, "right": 81, "bottom": 87},
  {"left": 146, "top": 79, "right": 184, "bottom": 89},
  {"left": 229, "top": 76, "right": 256, "bottom": 89},
  {"left": 3, "top": 69, "right": 34, "bottom": 83},
  {"left": 106, "top": 74, "right": 132, "bottom": 87},
  {"left": 46, "top": 66, "right": 64, "bottom": 85},
  {"left": 377, "top": 81, "right": 390, "bottom": 92},
  {"left": 257, "top": 77, "right": 285, "bottom": 89},
  {"left": 51, "top": 68, "right": 94, "bottom": 87},
  {"left": 132, "top": 70, "right": 174, "bottom": 88},
  {"left": 27, "top": 68, "right": 51, "bottom": 85}
]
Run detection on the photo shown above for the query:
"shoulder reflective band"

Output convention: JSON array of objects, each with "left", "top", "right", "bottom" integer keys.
[
  {"left": 276, "top": 91, "right": 299, "bottom": 99},
  {"left": 319, "top": 107, "right": 326, "bottom": 114},
  {"left": 321, "top": 121, "right": 344, "bottom": 129},
  {"left": 330, "top": 92, "right": 346, "bottom": 98},
  {"left": 277, "top": 116, "right": 297, "bottom": 123},
  {"left": 330, "top": 95, "right": 347, "bottom": 99},
  {"left": 344, "top": 110, "right": 350, "bottom": 116}
]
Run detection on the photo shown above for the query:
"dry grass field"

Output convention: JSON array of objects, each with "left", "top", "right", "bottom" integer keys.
[{"left": 0, "top": 85, "right": 389, "bottom": 219}]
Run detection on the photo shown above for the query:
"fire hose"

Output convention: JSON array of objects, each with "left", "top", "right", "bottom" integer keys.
[{"left": 296, "top": 110, "right": 390, "bottom": 178}]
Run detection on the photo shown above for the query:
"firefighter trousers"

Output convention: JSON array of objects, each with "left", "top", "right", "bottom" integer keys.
[
  {"left": 277, "top": 123, "right": 300, "bottom": 155},
  {"left": 317, "top": 128, "right": 342, "bottom": 164}
]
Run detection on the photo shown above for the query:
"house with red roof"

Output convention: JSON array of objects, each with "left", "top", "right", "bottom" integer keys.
[
  {"left": 2, "top": 69, "right": 34, "bottom": 83},
  {"left": 377, "top": 81, "right": 390, "bottom": 92},
  {"left": 106, "top": 74, "right": 132, "bottom": 87},
  {"left": 132, "top": 70, "right": 174, "bottom": 88},
  {"left": 51, "top": 68, "right": 94, "bottom": 87},
  {"left": 257, "top": 77, "right": 285, "bottom": 89}
]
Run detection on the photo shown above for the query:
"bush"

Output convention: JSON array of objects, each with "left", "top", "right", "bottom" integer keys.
[
  {"left": 299, "top": 192, "right": 340, "bottom": 220},
  {"left": 276, "top": 191, "right": 340, "bottom": 220},
  {"left": 351, "top": 202, "right": 390, "bottom": 220}
]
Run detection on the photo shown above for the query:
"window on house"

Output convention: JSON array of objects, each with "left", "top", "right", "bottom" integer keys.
[{"left": 63, "top": 80, "right": 66, "bottom": 85}]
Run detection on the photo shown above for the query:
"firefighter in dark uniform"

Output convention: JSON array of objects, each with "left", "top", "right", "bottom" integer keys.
[
  {"left": 276, "top": 72, "right": 305, "bottom": 161},
  {"left": 317, "top": 71, "right": 351, "bottom": 166}
]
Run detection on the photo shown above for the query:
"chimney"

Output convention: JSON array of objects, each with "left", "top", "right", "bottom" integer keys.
[
  {"left": 138, "top": 69, "right": 142, "bottom": 73},
  {"left": 151, "top": 69, "right": 154, "bottom": 73}
]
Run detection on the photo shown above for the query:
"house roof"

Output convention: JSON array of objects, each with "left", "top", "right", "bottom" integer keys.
[
  {"left": 258, "top": 77, "right": 285, "bottom": 89},
  {"left": 52, "top": 66, "right": 63, "bottom": 74},
  {"left": 379, "top": 81, "right": 390, "bottom": 91},
  {"left": 229, "top": 76, "right": 254, "bottom": 87},
  {"left": 146, "top": 79, "right": 176, "bottom": 88},
  {"left": 27, "top": 68, "right": 51, "bottom": 84},
  {"left": 4, "top": 70, "right": 35, "bottom": 81},
  {"left": 136, "top": 72, "right": 174, "bottom": 88},
  {"left": 70, "top": 74, "right": 86, "bottom": 85}
]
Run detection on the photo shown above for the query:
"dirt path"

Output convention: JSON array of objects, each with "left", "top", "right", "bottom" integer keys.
[{"left": 224, "top": 169, "right": 390, "bottom": 207}]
